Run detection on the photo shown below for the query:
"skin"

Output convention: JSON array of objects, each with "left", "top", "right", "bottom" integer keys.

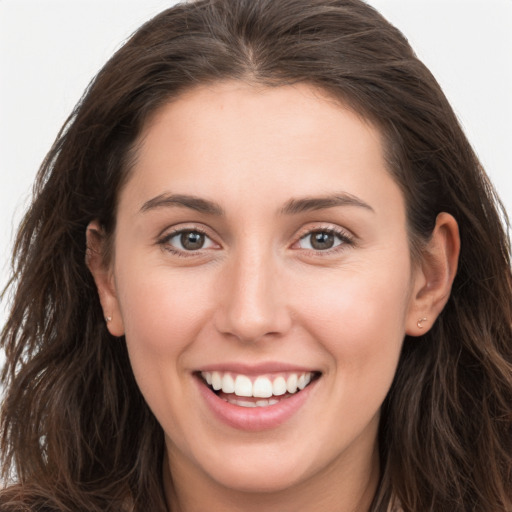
[{"left": 88, "top": 81, "right": 459, "bottom": 512}]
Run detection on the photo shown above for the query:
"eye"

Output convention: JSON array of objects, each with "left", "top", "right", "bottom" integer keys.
[
  {"left": 296, "top": 229, "right": 350, "bottom": 251},
  {"left": 162, "top": 229, "right": 217, "bottom": 252}
]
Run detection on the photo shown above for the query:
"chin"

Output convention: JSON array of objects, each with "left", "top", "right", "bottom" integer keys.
[{"left": 212, "top": 464, "right": 309, "bottom": 494}]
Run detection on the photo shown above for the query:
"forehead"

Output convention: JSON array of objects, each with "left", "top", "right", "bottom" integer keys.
[
  {"left": 142, "top": 81, "right": 376, "bottom": 146},
  {"left": 120, "top": 81, "right": 404, "bottom": 220}
]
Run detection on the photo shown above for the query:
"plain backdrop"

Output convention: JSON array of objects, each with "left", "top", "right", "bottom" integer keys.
[{"left": 1, "top": 0, "right": 511, "bottom": 368}]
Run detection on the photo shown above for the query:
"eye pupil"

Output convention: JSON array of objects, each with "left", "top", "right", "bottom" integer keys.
[
  {"left": 311, "top": 231, "right": 335, "bottom": 250},
  {"left": 181, "top": 231, "right": 205, "bottom": 250}
]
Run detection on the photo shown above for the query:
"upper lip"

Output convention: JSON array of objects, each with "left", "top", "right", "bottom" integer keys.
[{"left": 196, "top": 362, "right": 319, "bottom": 375}]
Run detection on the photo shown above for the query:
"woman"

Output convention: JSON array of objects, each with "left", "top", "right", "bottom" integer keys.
[{"left": 1, "top": 0, "right": 511, "bottom": 510}]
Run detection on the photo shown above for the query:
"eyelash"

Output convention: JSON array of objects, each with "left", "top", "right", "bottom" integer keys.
[
  {"left": 157, "top": 227, "right": 216, "bottom": 258},
  {"left": 294, "top": 226, "right": 355, "bottom": 254},
  {"left": 157, "top": 225, "right": 354, "bottom": 257}
]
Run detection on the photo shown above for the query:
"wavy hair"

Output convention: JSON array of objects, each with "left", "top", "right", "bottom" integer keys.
[{"left": 1, "top": 0, "right": 511, "bottom": 510}]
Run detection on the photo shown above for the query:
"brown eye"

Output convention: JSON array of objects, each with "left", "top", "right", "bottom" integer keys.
[
  {"left": 310, "top": 231, "right": 335, "bottom": 250},
  {"left": 297, "top": 229, "right": 348, "bottom": 251},
  {"left": 180, "top": 231, "right": 205, "bottom": 250},
  {"left": 162, "top": 229, "right": 217, "bottom": 253}
]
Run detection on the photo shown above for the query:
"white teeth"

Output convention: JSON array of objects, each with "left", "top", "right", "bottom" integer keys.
[
  {"left": 211, "top": 371, "right": 222, "bottom": 391},
  {"left": 253, "top": 376, "right": 273, "bottom": 398},
  {"left": 227, "top": 398, "right": 257, "bottom": 407},
  {"left": 272, "top": 376, "right": 287, "bottom": 396},
  {"left": 200, "top": 371, "right": 316, "bottom": 398},
  {"left": 234, "top": 375, "right": 253, "bottom": 397},
  {"left": 286, "top": 374, "right": 298, "bottom": 393},
  {"left": 255, "top": 398, "right": 280, "bottom": 407},
  {"left": 221, "top": 373, "right": 235, "bottom": 393},
  {"left": 224, "top": 396, "right": 281, "bottom": 408},
  {"left": 298, "top": 372, "right": 312, "bottom": 390}
]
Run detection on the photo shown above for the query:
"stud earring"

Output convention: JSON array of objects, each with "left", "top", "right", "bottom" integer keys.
[
  {"left": 105, "top": 315, "right": 112, "bottom": 323},
  {"left": 417, "top": 317, "right": 427, "bottom": 329}
]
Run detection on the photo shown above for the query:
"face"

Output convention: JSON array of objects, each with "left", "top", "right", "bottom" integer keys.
[{"left": 98, "top": 82, "right": 425, "bottom": 497}]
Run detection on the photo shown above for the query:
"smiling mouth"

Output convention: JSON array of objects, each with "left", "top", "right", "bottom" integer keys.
[{"left": 198, "top": 370, "right": 321, "bottom": 408}]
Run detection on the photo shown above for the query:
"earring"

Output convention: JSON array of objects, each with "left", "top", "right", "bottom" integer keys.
[
  {"left": 417, "top": 317, "right": 427, "bottom": 329},
  {"left": 105, "top": 315, "right": 112, "bottom": 323}
]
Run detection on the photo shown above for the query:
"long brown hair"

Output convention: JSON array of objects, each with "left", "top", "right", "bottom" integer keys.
[{"left": 1, "top": 1, "right": 511, "bottom": 510}]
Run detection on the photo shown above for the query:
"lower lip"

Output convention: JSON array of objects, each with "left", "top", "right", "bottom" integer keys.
[{"left": 196, "top": 375, "right": 318, "bottom": 431}]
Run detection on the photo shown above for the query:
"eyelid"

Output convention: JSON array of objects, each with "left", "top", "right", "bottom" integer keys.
[
  {"left": 155, "top": 222, "right": 355, "bottom": 257},
  {"left": 291, "top": 223, "right": 356, "bottom": 252},
  {"left": 156, "top": 224, "right": 221, "bottom": 255},
  {"left": 294, "top": 222, "right": 355, "bottom": 240}
]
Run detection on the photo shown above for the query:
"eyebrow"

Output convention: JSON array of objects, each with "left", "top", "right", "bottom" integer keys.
[
  {"left": 280, "top": 193, "right": 374, "bottom": 215},
  {"left": 140, "top": 193, "right": 224, "bottom": 215},
  {"left": 139, "top": 192, "right": 374, "bottom": 216}
]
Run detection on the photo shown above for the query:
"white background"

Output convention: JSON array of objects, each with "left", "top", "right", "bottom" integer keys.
[{"left": 1, "top": 0, "right": 511, "bottom": 350}]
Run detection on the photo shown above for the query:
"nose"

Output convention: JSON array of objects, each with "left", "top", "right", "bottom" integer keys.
[{"left": 213, "top": 248, "right": 292, "bottom": 343}]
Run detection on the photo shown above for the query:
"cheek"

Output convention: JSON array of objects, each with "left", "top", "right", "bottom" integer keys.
[
  {"left": 293, "top": 254, "right": 412, "bottom": 377},
  {"left": 116, "top": 263, "right": 215, "bottom": 356},
  {"left": 112, "top": 261, "right": 217, "bottom": 430},
  {"left": 299, "top": 263, "right": 411, "bottom": 436}
]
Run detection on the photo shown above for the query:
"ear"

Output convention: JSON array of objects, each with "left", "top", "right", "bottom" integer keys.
[
  {"left": 406, "top": 212, "right": 460, "bottom": 336},
  {"left": 86, "top": 220, "right": 125, "bottom": 337}
]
